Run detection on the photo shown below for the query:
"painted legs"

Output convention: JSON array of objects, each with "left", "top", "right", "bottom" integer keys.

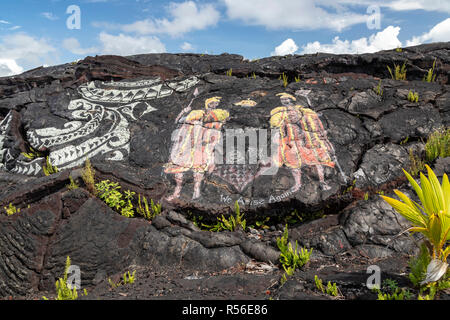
[
  {"left": 166, "top": 171, "right": 204, "bottom": 201},
  {"left": 165, "top": 172, "right": 184, "bottom": 202},
  {"left": 316, "top": 165, "right": 331, "bottom": 191},
  {"left": 290, "top": 168, "right": 302, "bottom": 192},
  {"left": 192, "top": 172, "right": 204, "bottom": 200}
]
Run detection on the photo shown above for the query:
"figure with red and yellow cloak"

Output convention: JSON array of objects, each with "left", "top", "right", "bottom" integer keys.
[
  {"left": 165, "top": 96, "right": 230, "bottom": 200},
  {"left": 270, "top": 92, "right": 335, "bottom": 192}
]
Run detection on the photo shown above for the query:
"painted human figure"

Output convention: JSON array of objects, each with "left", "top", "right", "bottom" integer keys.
[
  {"left": 165, "top": 96, "right": 230, "bottom": 201},
  {"left": 270, "top": 92, "right": 335, "bottom": 192}
]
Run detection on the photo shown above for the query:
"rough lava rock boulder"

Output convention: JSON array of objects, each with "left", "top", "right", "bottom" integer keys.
[{"left": 0, "top": 42, "right": 448, "bottom": 298}]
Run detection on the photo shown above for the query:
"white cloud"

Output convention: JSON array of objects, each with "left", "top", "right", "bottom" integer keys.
[
  {"left": 315, "top": 0, "right": 450, "bottom": 14},
  {"left": 181, "top": 42, "right": 194, "bottom": 51},
  {"left": 120, "top": 1, "right": 220, "bottom": 37},
  {"left": 272, "top": 38, "right": 299, "bottom": 56},
  {"left": 0, "top": 20, "right": 10, "bottom": 24},
  {"left": 41, "top": 12, "right": 59, "bottom": 21},
  {"left": 300, "top": 25, "right": 402, "bottom": 54},
  {"left": 406, "top": 18, "right": 450, "bottom": 46},
  {"left": 0, "top": 33, "right": 57, "bottom": 75},
  {"left": 384, "top": 0, "right": 450, "bottom": 13},
  {"left": 63, "top": 38, "right": 98, "bottom": 55},
  {"left": 0, "top": 59, "right": 24, "bottom": 77},
  {"left": 223, "top": 0, "right": 368, "bottom": 32},
  {"left": 98, "top": 32, "right": 166, "bottom": 55}
]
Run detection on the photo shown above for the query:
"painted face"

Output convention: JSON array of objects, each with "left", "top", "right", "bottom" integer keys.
[
  {"left": 208, "top": 100, "right": 219, "bottom": 109},
  {"left": 280, "top": 97, "right": 294, "bottom": 106}
]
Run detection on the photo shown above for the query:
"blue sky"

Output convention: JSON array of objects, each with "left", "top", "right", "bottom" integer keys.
[{"left": 0, "top": 0, "right": 449, "bottom": 76}]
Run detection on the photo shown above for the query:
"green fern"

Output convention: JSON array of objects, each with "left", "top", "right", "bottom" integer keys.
[
  {"left": 387, "top": 61, "right": 407, "bottom": 80},
  {"left": 407, "top": 90, "right": 419, "bottom": 103},
  {"left": 136, "top": 194, "right": 161, "bottom": 220},
  {"left": 423, "top": 58, "right": 437, "bottom": 83},
  {"left": 42, "top": 156, "right": 59, "bottom": 176},
  {"left": 4, "top": 203, "right": 20, "bottom": 216},
  {"left": 373, "top": 79, "right": 383, "bottom": 96}
]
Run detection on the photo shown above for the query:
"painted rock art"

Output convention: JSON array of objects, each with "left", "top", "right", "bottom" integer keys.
[
  {"left": 4, "top": 76, "right": 199, "bottom": 175},
  {"left": 164, "top": 95, "right": 230, "bottom": 200}
]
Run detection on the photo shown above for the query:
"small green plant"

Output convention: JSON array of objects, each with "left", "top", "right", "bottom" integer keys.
[
  {"left": 121, "top": 190, "right": 135, "bottom": 218},
  {"left": 281, "top": 72, "right": 288, "bottom": 88},
  {"left": 204, "top": 201, "right": 246, "bottom": 232},
  {"left": 407, "top": 90, "right": 419, "bottom": 103},
  {"left": 109, "top": 270, "right": 136, "bottom": 288},
  {"left": 425, "top": 127, "right": 450, "bottom": 163},
  {"left": 294, "top": 75, "right": 301, "bottom": 83},
  {"left": 43, "top": 256, "right": 87, "bottom": 300},
  {"left": 364, "top": 192, "right": 369, "bottom": 201},
  {"left": 277, "top": 225, "right": 312, "bottom": 275},
  {"left": 226, "top": 68, "right": 233, "bottom": 76},
  {"left": 253, "top": 217, "right": 270, "bottom": 230},
  {"left": 22, "top": 146, "right": 45, "bottom": 160},
  {"left": 400, "top": 136, "right": 409, "bottom": 145},
  {"left": 81, "top": 158, "right": 96, "bottom": 195},
  {"left": 42, "top": 156, "right": 59, "bottom": 176},
  {"left": 315, "top": 275, "right": 339, "bottom": 297},
  {"left": 343, "top": 179, "right": 356, "bottom": 195},
  {"left": 408, "top": 148, "right": 426, "bottom": 178},
  {"left": 381, "top": 165, "right": 450, "bottom": 283},
  {"left": 4, "top": 203, "right": 20, "bottom": 216},
  {"left": 409, "top": 243, "right": 431, "bottom": 287},
  {"left": 136, "top": 194, "right": 161, "bottom": 220},
  {"left": 387, "top": 61, "right": 407, "bottom": 80},
  {"left": 373, "top": 79, "right": 383, "bottom": 96},
  {"left": 67, "top": 176, "right": 79, "bottom": 190},
  {"left": 418, "top": 285, "right": 437, "bottom": 300},
  {"left": 95, "top": 180, "right": 138, "bottom": 218},
  {"left": 251, "top": 72, "right": 257, "bottom": 79},
  {"left": 423, "top": 58, "right": 437, "bottom": 83},
  {"left": 96, "top": 180, "right": 124, "bottom": 208},
  {"left": 376, "top": 279, "right": 412, "bottom": 300},
  {"left": 396, "top": 47, "right": 403, "bottom": 53}
]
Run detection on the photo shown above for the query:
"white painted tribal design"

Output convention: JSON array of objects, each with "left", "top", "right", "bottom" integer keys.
[{"left": 5, "top": 76, "right": 199, "bottom": 175}]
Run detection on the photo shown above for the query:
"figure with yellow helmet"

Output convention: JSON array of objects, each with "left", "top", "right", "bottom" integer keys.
[
  {"left": 270, "top": 92, "right": 335, "bottom": 192},
  {"left": 165, "top": 95, "right": 230, "bottom": 201}
]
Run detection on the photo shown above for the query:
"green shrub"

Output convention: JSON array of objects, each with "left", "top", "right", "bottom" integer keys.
[
  {"left": 408, "top": 148, "right": 426, "bottom": 177},
  {"left": 22, "top": 146, "right": 45, "bottom": 160},
  {"left": 409, "top": 243, "right": 431, "bottom": 287},
  {"left": 425, "top": 127, "right": 450, "bottom": 163},
  {"left": 95, "top": 180, "right": 137, "bottom": 218},
  {"left": 226, "top": 68, "right": 233, "bottom": 76},
  {"left": 67, "top": 176, "right": 79, "bottom": 190},
  {"left": 43, "top": 256, "right": 87, "bottom": 300},
  {"left": 277, "top": 225, "right": 312, "bottom": 275},
  {"left": 315, "top": 275, "right": 339, "bottom": 297},
  {"left": 4, "top": 203, "right": 20, "bottom": 216},
  {"left": 109, "top": 270, "right": 136, "bottom": 288},
  {"left": 373, "top": 79, "right": 383, "bottom": 96},
  {"left": 203, "top": 201, "right": 246, "bottom": 232},
  {"left": 381, "top": 165, "right": 450, "bottom": 283},
  {"left": 281, "top": 73, "right": 288, "bottom": 88},
  {"left": 136, "top": 194, "right": 161, "bottom": 220},
  {"left": 387, "top": 61, "right": 407, "bottom": 80},
  {"left": 376, "top": 279, "right": 412, "bottom": 300},
  {"left": 42, "top": 156, "right": 59, "bottom": 176},
  {"left": 407, "top": 90, "right": 419, "bottom": 103},
  {"left": 423, "top": 58, "right": 437, "bottom": 83},
  {"left": 81, "top": 158, "right": 96, "bottom": 195}
]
